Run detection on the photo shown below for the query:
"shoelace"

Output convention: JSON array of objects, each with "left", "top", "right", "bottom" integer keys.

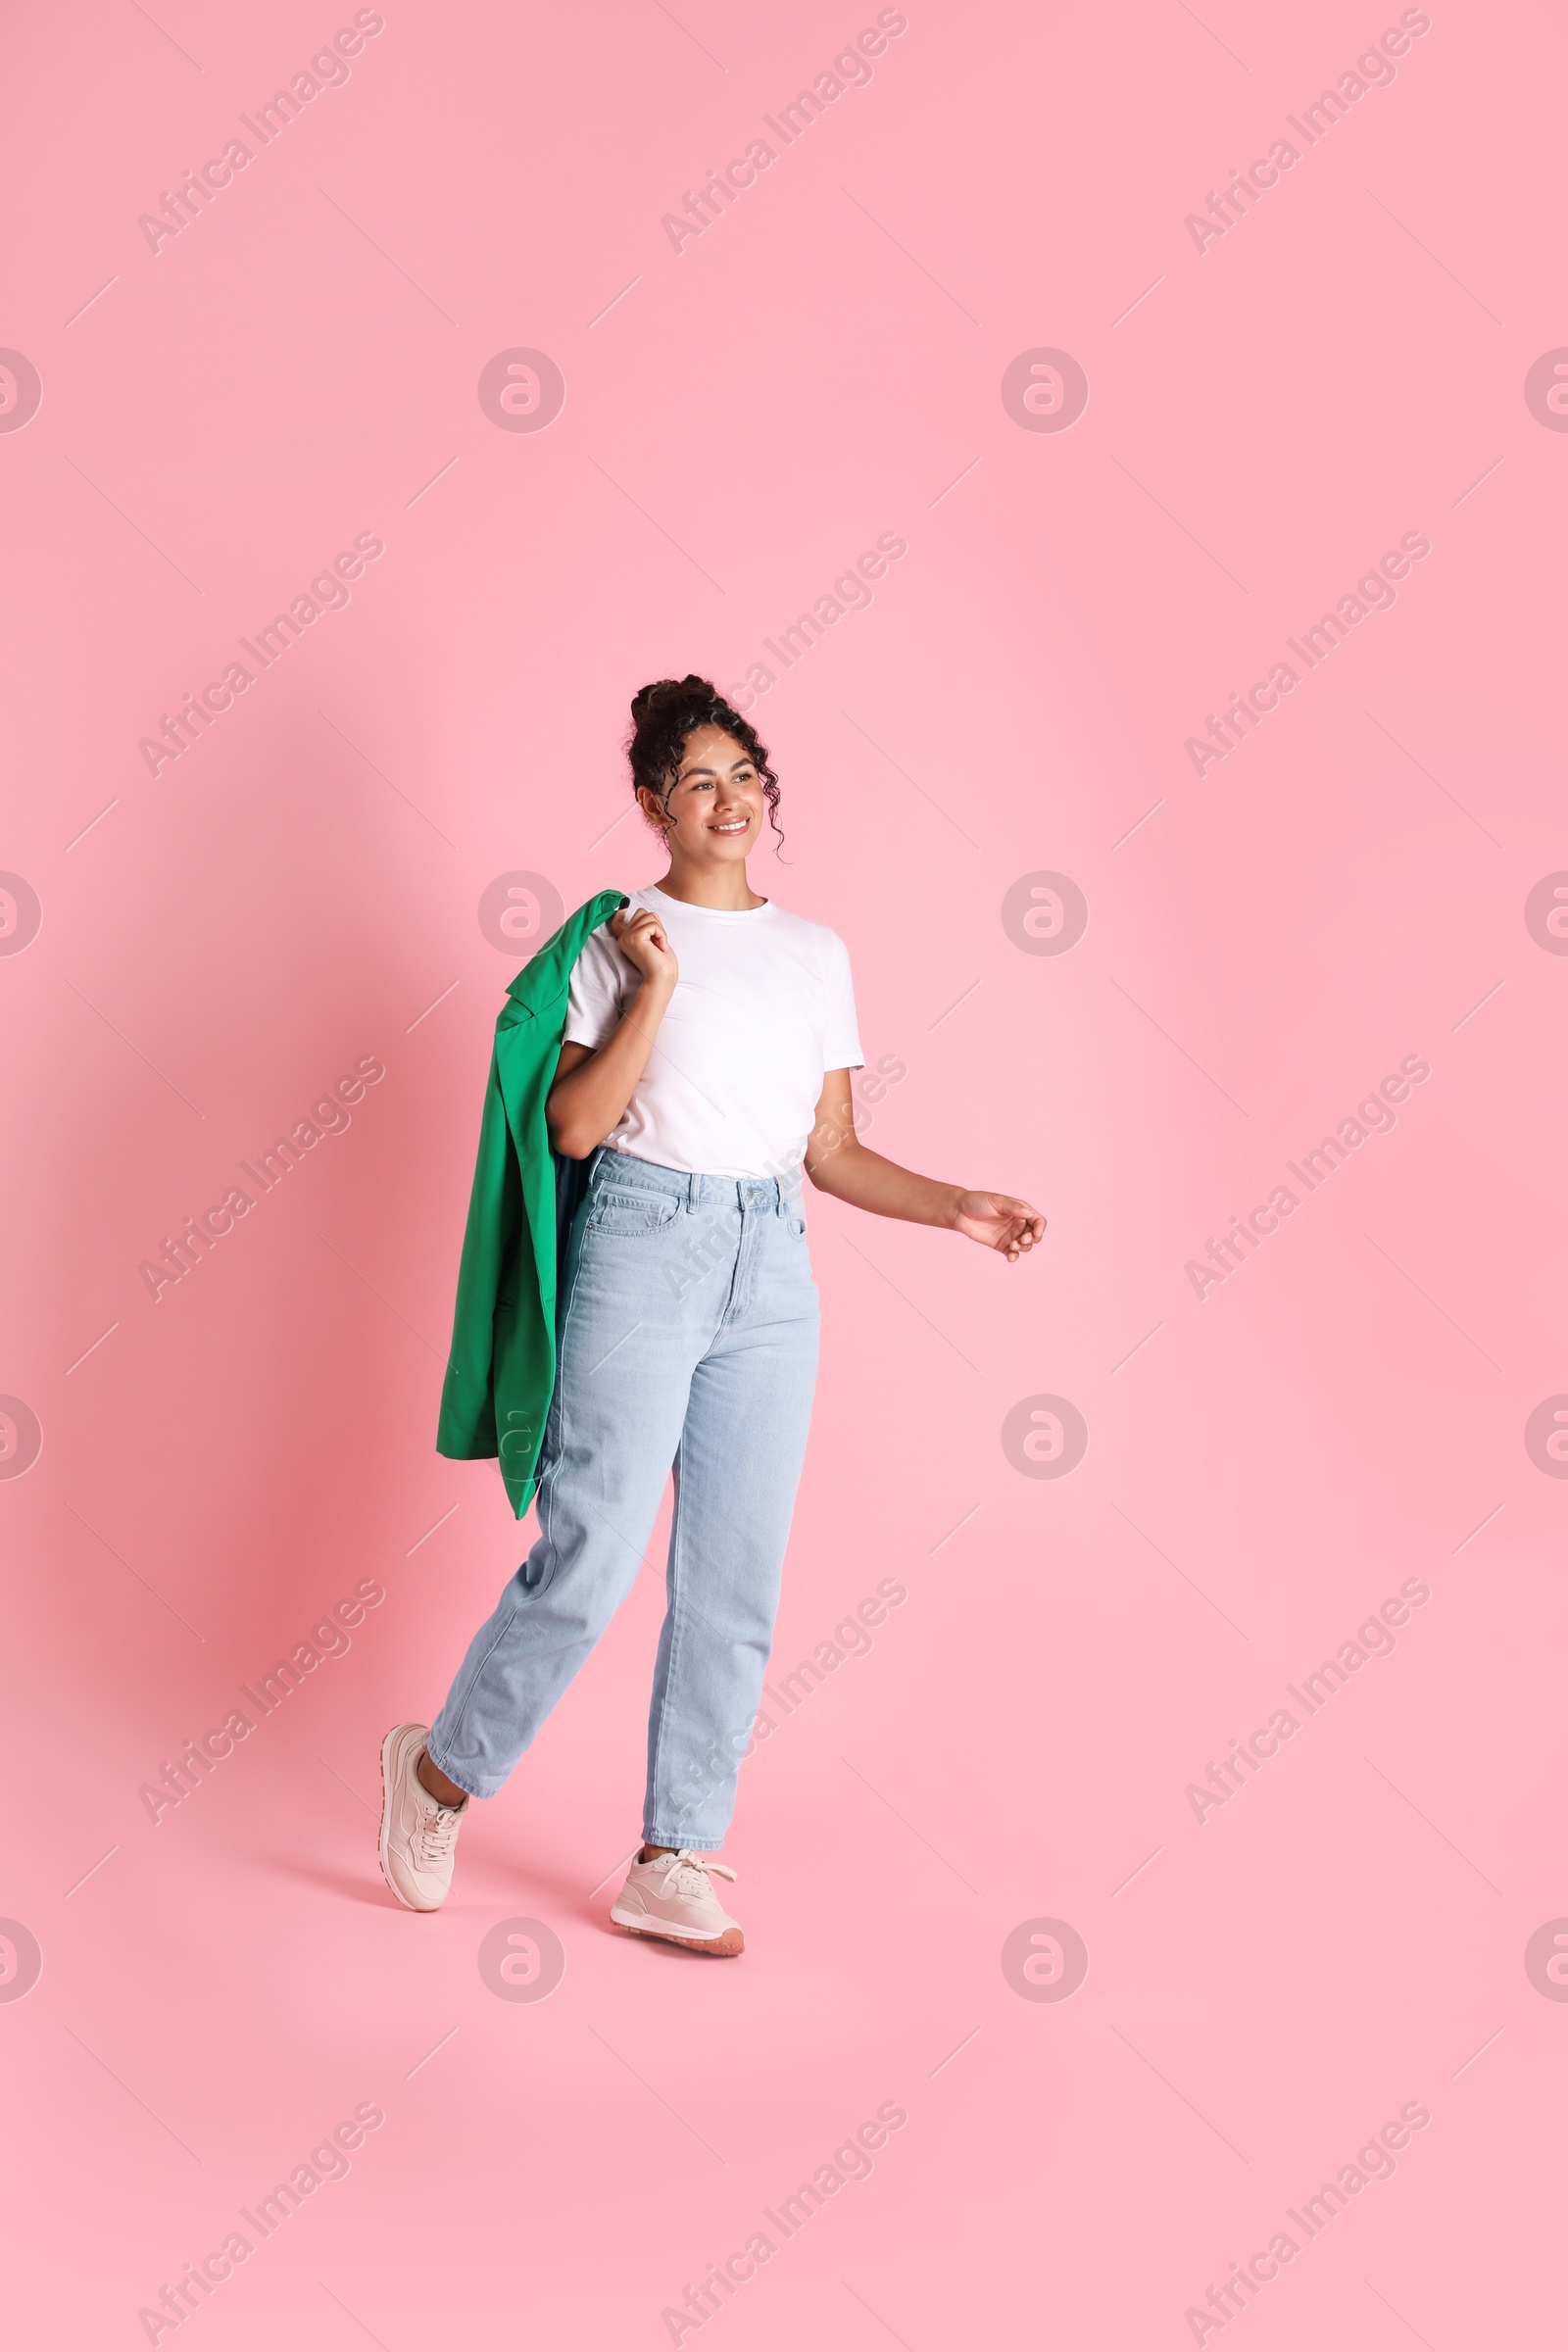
[
  {"left": 417, "top": 1806, "right": 461, "bottom": 1865},
  {"left": 654, "top": 1848, "right": 737, "bottom": 1900}
]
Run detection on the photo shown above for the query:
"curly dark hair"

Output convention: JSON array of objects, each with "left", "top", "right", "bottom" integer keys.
[{"left": 626, "top": 675, "right": 783, "bottom": 849}]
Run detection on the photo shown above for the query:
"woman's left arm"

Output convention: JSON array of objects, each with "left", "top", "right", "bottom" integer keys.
[{"left": 803, "top": 1069, "right": 1046, "bottom": 1264}]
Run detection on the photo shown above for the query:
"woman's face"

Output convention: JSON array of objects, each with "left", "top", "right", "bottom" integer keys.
[{"left": 640, "top": 725, "right": 764, "bottom": 861}]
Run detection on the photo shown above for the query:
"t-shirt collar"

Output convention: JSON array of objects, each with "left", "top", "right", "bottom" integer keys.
[{"left": 642, "top": 882, "right": 775, "bottom": 921}]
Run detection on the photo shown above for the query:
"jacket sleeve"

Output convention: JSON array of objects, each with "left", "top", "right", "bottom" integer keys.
[{"left": 434, "top": 1044, "right": 516, "bottom": 1461}]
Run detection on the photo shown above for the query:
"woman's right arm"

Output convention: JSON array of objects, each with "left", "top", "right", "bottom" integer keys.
[{"left": 545, "top": 907, "right": 677, "bottom": 1158}]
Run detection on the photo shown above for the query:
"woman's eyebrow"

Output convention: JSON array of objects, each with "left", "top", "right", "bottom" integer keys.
[{"left": 676, "top": 756, "right": 754, "bottom": 781}]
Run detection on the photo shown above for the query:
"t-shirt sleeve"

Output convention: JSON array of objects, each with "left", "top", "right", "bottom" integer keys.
[
  {"left": 822, "top": 930, "right": 864, "bottom": 1072},
  {"left": 562, "top": 927, "right": 630, "bottom": 1051}
]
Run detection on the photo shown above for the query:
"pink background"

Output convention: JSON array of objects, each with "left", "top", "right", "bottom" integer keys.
[{"left": 3, "top": 1, "right": 1563, "bottom": 2343}]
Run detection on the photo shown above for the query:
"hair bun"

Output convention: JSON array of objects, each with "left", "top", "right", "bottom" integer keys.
[{"left": 630, "top": 674, "right": 718, "bottom": 722}]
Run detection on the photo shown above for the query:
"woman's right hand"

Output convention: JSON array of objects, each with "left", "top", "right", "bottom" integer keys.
[
  {"left": 611, "top": 906, "right": 678, "bottom": 993},
  {"left": 548, "top": 907, "right": 677, "bottom": 1157}
]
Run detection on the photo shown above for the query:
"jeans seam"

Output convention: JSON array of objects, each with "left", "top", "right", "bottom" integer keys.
[
  {"left": 645, "top": 1430, "right": 690, "bottom": 1835},
  {"left": 540, "top": 1197, "right": 595, "bottom": 1592},
  {"left": 432, "top": 1613, "right": 516, "bottom": 1767}
]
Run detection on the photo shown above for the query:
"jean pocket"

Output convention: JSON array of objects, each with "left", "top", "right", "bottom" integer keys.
[{"left": 588, "top": 1188, "right": 682, "bottom": 1236}]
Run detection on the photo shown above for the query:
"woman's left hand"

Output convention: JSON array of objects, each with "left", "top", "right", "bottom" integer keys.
[{"left": 953, "top": 1192, "right": 1047, "bottom": 1261}]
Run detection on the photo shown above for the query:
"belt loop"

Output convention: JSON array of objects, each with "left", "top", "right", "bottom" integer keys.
[{"left": 685, "top": 1170, "right": 696, "bottom": 1215}]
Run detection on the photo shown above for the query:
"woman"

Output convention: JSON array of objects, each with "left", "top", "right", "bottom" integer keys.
[{"left": 379, "top": 676, "right": 1045, "bottom": 1954}]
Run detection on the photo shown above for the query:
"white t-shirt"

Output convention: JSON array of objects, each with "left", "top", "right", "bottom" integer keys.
[{"left": 563, "top": 884, "right": 863, "bottom": 1178}]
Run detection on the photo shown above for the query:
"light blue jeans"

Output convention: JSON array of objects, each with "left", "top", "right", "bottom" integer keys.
[{"left": 428, "top": 1146, "right": 821, "bottom": 1849}]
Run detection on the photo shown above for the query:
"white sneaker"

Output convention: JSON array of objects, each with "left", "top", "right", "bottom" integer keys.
[
  {"left": 378, "top": 1723, "right": 467, "bottom": 1912},
  {"left": 610, "top": 1848, "right": 744, "bottom": 1956}
]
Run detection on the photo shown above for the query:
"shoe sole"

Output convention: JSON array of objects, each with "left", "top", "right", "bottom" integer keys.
[
  {"left": 611, "top": 1916, "right": 744, "bottom": 1957},
  {"left": 378, "top": 1723, "right": 442, "bottom": 1913}
]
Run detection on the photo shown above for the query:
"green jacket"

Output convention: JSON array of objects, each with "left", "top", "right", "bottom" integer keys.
[{"left": 436, "top": 889, "right": 628, "bottom": 1515}]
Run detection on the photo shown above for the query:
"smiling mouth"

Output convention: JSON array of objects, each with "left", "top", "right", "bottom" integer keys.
[{"left": 709, "top": 818, "right": 750, "bottom": 833}]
